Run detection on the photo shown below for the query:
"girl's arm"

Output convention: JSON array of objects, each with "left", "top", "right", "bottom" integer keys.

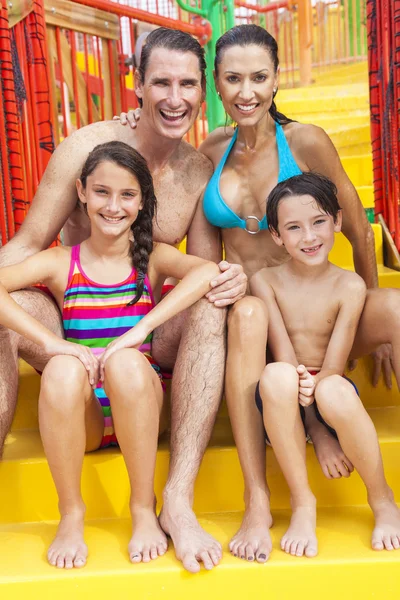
[
  {"left": 314, "top": 274, "right": 367, "bottom": 386},
  {"left": 0, "top": 248, "right": 99, "bottom": 385},
  {"left": 99, "top": 244, "right": 220, "bottom": 374}
]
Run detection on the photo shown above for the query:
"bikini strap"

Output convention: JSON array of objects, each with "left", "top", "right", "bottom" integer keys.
[
  {"left": 214, "top": 128, "right": 238, "bottom": 176},
  {"left": 276, "top": 121, "right": 302, "bottom": 181}
]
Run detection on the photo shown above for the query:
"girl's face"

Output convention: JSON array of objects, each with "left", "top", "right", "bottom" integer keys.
[
  {"left": 271, "top": 194, "right": 342, "bottom": 266},
  {"left": 215, "top": 44, "right": 278, "bottom": 127},
  {"left": 77, "top": 161, "right": 143, "bottom": 238}
]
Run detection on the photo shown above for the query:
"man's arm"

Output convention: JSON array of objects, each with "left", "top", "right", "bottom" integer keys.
[{"left": 314, "top": 274, "right": 367, "bottom": 385}]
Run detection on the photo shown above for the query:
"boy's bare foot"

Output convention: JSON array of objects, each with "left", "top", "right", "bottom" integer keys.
[
  {"left": 309, "top": 421, "right": 354, "bottom": 479},
  {"left": 371, "top": 498, "right": 400, "bottom": 551},
  {"left": 159, "top": 499, "right": 222, "bottom": 573},
  {"left": 47, "top": 513, "right": 87, "bottom": 569},
  {"left": 229, "top": 501, "right": 273, "bottom": 563},
  {"left": 129, "top": 508, "right": 168, "bottom": 563},
  {"left": 281, "top": 505, "right": 318, "bottom": 558}
]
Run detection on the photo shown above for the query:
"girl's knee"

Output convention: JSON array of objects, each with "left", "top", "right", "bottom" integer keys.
[
  {"left": 259, "top": 362, "right": 298, "bottom": 406},
  {"left": 316, "top": 375, "right": 360, "bottom": 421},
  {"left": 40, "top": 356, "right": 89, "bottom": 409},
  {"left": 228, "top": 296, "right": 268, "bottom": 334},
  {"left": 104, "top": 349, "right": 149, "bottom": 390}
]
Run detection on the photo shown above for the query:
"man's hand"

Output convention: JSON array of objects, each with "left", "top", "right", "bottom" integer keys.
[
  {"left": 297, "top": 365, "right": 315, "bottom": 406},
  {"left": 348, "top": 343, "right": 394, "bottom": 389},
  {"left": 205, "top": 261, "right": 247, "bottom": 307},
  {"left": 44, "top": 338, "right": 99, "bottom": 389},
  {"left": 113, "top": 108, "right": 141, "bottom": 129},
  {"left": 99, "top": 323, "right": 148, "bottom": 381}
]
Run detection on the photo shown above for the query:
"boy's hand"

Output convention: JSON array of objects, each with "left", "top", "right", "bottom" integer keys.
[
  {"left": 113, "top": 108, "right": 141, "bottom": 129},
  {"left": 44, "top": 338, "right": 99, "bottom": 389},
  {"left": 99, "top": 324, "right": 148, "bottom": 381},
  {"left": 297, "top": 365, "right": 315, "bottom": 406}
]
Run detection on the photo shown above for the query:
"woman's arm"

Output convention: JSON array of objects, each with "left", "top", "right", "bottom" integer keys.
[{"left": 314, "top": 274, "right": 367, "bottom": 386}]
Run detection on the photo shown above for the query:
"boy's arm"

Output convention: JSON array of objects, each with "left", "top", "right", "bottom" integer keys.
[
  {"left": 314, "top": 275, "right": 367, "bottom": 385},
  {"left": 250, "top": 271, "right": 298, "bottom": 366}
]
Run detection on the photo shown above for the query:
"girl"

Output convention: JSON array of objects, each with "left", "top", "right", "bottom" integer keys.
[{"left": 0, "top": 141, "right": 220, "bottom": 570}]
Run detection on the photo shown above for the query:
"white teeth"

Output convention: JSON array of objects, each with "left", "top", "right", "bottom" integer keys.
[
  {"left": 302, "top": 246, "right": 319, "bottom": 252},
  {"left": 237, "top": 104, "right": 257, "bottom": 111},
  {"left": 160, "top": 109, "right": 185, "bottom": 118},
  {"left": 101, "top": 215, "right": 123, "bottom": 222}
]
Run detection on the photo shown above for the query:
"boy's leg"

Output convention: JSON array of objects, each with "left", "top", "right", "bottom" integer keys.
[
  {"left": 0, "top": 289, "right": 62, "bottom": 455},
  {"left": 225, "top": 297, "right": 272, "bottom": 563},
  {"left": 39, "top": 355, "right": 104, "bottom": 569},
  {"left": 315, "top": 375, "right": 400, "bottom": 551},
  {"left": 259, "top": 363, "right": 318, "bottom": 558},
  {"left": 103, "top": 348, "right": 168, "bottom": 564}
]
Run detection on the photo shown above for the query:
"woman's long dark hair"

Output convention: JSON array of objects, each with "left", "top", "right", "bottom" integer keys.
[
  {"left": 214, "top": 24, "right": 293, "bottom": 126},
  {"left": 79, "top": 141, "right": 157, "bottom": 306}
]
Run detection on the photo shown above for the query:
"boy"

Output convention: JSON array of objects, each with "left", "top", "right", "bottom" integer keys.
[{"left": 251, "top": 172, "right": 400, "bottom": 558}]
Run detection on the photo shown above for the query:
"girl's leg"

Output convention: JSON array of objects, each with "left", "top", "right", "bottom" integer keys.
[
  {"left": 225, "top": 297, "right": 272, "bottom": 563},
  {"left": 259, "top": 363, "right": 318, "bottom": 558},
  {"left": 39, "top": 355, "right": 104, "bottom": 569},
  {"left": 315, "top": 375, "right": 400, "bottom": 551},
  {"left": 103, "top": 348, "right": 167, "bottom": 564}
]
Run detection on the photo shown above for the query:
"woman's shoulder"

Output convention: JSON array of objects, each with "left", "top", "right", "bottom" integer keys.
[
  {"left": 199, "top": 126, "right": 236, "bottom": 166},
  {"left": 284, "top": 121, "right": 331, "bottom": 151}
]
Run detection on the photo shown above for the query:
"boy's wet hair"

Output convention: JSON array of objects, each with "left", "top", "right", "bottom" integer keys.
[
  {"left": 266, "top": 172, "right": 341, "bottom": 234},
  {"left": 80, "top": 141, "right": 156, "bottom": 306}
]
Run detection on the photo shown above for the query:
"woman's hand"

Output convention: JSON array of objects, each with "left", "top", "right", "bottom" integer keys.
[
  {"left": 44, "top": 338, "right": 99, "bottom": 389},
  {"left": 113, "top": 108, "right": 141, "bottom": 129},
  {"left": 297, "top": 365, "right": 316, "bottom": 406},
  {"left": 99, "top": 323, "right": 148, "bottom": 381}
]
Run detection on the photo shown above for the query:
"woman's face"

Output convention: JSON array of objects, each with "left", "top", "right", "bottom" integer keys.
[{"left": 215, "top": 44, "right": 278, "bottom": 127}]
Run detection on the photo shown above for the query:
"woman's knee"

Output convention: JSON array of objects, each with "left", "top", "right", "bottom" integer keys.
[
  {"left": 40, "top": 355, "right": 89, "bottom": 408},
  {"left": 228, "top": 296, "right": 268, "bottom": 336},
  {"left": 315, "top": 375, "right": 360, "bottom": 422},
  {"left": 259, "top": 362, "right": 298, "bottom": 406}
]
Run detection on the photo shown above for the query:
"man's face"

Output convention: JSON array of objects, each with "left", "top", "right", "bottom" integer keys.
[{"left": 135, "top": 48, "right": 204, "bottom": 140}]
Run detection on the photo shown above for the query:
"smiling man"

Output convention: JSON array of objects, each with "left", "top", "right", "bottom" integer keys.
[{"left": 0, "top": 28, "right": 246, "bottom": 573}]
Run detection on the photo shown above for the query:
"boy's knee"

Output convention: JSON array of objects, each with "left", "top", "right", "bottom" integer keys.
[
  {"left": 316, "top": 375, "right": 360, "bottom": 421},
  {"left": 228, "top": 296, "right": 268, "bottom": 334},
  {"left": 259, "top": 362, "right": 298, "bottom": 404}
]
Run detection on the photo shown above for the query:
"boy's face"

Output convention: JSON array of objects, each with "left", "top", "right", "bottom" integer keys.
[{"left": 271, "top": 194, "right": 342, "bottom": 265}]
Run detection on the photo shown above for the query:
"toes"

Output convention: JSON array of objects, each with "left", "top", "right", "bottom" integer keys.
[
  {"left": 182, "top": 553, "right": 201, "bottom": 574},
  {"left": 290, "top": 541, "right": 298, "bottom": 556},
  {"left": 199, "top": 551, "right": 214, "bottom": 571},
  {"left": 56, "top": 554, "right": 65, "bottom": 569},
  {"left": 255, "top": 542, "right": 270, "bottom": 563},
  {"left": 130, "top": 550, "right": 143, "bottom": 563},
  {"left": 209, "top": 549, "right": 221, "bottom": 566},
  {"left": 142, "top": 548, "right": 151, "bottom": 562},
  {"left": 47, "top": 551, "right": 57, "bottom": 567},
  {"left": 391, "top": 536, "right": 400, "bottom": 550},
  {"left": 296, "top": 541, "right": 305, "bottom": 557},
  {"left": 230, "top": 541, "right": 240, "bottom": 557},
  {"left": 245, "top": 545, "right": 255, "bottom": 562},
  {"left": 237, "top": 543, "right": 247, "bottom": 560},
  {"left": 305, "top": 541, "right": 318, "bottom": 558},
  {"left": 383, "top": 535, "right": 394, "bottom": 551},
  {"left": 158, "top": 541, "right": 168, "bottom": 556},
  {"left": 64, "top": 553, "right": 74, "bottom": 569},
  {"left": 74, "top": 555, "right": 86, "bottom": 568},
  {"left": 371, "top": 536, "right": 384, "bottom": 551},
  {"left": 150, "top": 545, "right": 158, "bottom": 560}
]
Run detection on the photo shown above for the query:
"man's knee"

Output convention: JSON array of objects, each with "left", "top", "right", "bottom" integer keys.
[
  {"left": 188, "top": 297, "right": 227, "bottom": 338},
  {"left": 228, "top": 296, "right": 268, "bottom": 336},
  {"left": 259, "top": 362, "right": 298, "bottom": 407},
  {"left": 315, "top": 375, "right": 360, "bottom": 423}
]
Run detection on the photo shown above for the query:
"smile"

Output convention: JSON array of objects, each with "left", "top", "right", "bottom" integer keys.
[
  {"left": 301, "top": 245, "right": 322, "bottom": 254},
  {"left": 100, "top": 215, "right": 125, "bottom": 223},
  {"left": 235, "top": 103, "right": 259, "bottom": 113},
  {"left": 159, "top": 109, "right": 187, "bottom": 122}
]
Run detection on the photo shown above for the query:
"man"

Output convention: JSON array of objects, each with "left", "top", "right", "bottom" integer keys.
[{"left": 0, "top": 28, "right": 246, "bottom": 573}]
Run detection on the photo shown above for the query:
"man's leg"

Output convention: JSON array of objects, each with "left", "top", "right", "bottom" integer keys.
[
  {"left": 0, "top": 289, "right": 63, "bottom": 455},
  {"left": 155, "top": 298, "right": 226, "bottom": 573},
  {"left": 225, "top": 297, "right": 273, "bottom": 564}
]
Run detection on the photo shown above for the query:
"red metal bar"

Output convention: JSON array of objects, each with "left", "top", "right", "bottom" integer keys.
[
  {"left": 83, "top": 34, "right": 93, "bottom": 123},
  {"left": 235, "top": 0, "right": 288, "bottom": 13},
  {"left": 69, "top": 0, "right": 211, "bottom": 43},
  {"left": 70, "top": 31, "right": 81, "bottom": 129},
  {"left": 55, "top": 26, "right": 68, "bottom": 137},
  {"left": 108, "top": 39, "right": 118, "bottom": 116},
  {"left": 0, "top": 64, "right": 15, "bottom": 240},
  {"left": 94, "top": 36, "right": 105, "bottom": 121}
]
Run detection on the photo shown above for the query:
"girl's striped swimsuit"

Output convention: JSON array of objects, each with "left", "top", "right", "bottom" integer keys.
[{"left": 62, "top": 244, "right": 164, "bottom": 448}]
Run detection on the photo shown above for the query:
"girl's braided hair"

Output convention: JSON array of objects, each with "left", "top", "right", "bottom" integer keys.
[{"left": 79, "top": 141, "right": 157, "bottom": 306}]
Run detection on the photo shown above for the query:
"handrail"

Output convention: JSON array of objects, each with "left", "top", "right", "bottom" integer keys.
[
  {"left": 175, "top": 0, "right": 207, "bottom": 19},
  {"left": 235, "top": 0, "right": 290, "bottom": 12},
  {"left": 68, "top": 0, "right": 211, "bottom": 41}
]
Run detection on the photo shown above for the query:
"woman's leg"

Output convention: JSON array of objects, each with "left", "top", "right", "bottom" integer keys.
[
  {"left": 103, "top": 348, "right": 168, "bottom": 564},
  {"left": 225, "top": 297, "right": 272, "bottom": 563},
  {"left": 259, "top": 363, "right": 318, "bottom": 558},
  {"left": 315, "top": 375, "right": 400, "bottom": 551},
  {"left": 39, "top": 355, "right": 104, "bottom": 569}
]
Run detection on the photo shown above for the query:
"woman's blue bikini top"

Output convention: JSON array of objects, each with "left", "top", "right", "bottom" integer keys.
[{"left": 203, "top": 121, "right": 302, "bottom": 234}]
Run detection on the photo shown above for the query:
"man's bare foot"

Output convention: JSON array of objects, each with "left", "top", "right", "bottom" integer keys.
[
  {"left": 371, "top": 498, "right": 400, "bottom": 551},
  {"left": 309, "top": 421, "right": 354, "bottom": 479},
  {"left": 159, "top": 499, "right": 222, "bottom": 573},
  {"left": 47, "top": 513, "right": 87, "bottom": 569},
  {"left": 229, "top": 501, "right": 273, "bottom": 563},
  {"left": 281, "top": 504, "right": 318, "bottom": 558},
  {"left": 129, "top": 507, "right": 168, "bottom": 563}
]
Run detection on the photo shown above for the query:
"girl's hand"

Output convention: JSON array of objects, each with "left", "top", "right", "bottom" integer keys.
[
  {"left": 44, "top": 338, "right": 99, "bottom": 389},
  {"left": 113, "top": 108, "right": 141, "bottom": 129},
  {"left": 297, "top": 365, "right": 316, "bottom": 407},
  {"left": 99, "top": 324, "right": 148, "bottom": 381}
]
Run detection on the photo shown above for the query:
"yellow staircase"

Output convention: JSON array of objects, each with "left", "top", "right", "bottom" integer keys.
[{"left": 2, "top": 62, "right": 400, "bottom": 599}]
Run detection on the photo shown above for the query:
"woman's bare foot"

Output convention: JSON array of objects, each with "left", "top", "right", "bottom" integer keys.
[
  {"left": 47, "top": 512, "right": 87, "bottom": 569},
  {"left": 371, "top": 497, "right": 400, "bottom": 551},
  {"left": 229, "top": 499, "right": 273, "bottom": 563},
  {"left": 281, "top": 504, "right": 318, "bottom": 558},
  {"left": 129, "top": 507, "right": 168, "bottom": 563},
  {"left": 309, "top": 421, "right": 354, "bottom": 479},
  {"left": 159, "top": 497, "right": 222, "bottom": 573}
]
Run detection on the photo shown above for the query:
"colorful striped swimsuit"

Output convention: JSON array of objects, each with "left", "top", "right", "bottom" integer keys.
[{"left": 62, "top": 244, "right": 164, "bottom": 448}]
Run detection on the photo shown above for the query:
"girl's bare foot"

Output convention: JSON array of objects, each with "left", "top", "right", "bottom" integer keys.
[
  {"left": 129, "top": 507, "right": 168, "bottom": 563},
  {"left": 229, "top": 499, "right": 273, "bottom": 563},
  {"left": 47, "top": 512, "right": 87, "bottom": 569},
  {"left": 281, "top": 504, "right": 318, "bottom": 558},
  {"left": 309, "top": 421, "right": 354, "bottom": 479},
  {"left": 371, "top": 498, "right": 400, "bottom": 551}
]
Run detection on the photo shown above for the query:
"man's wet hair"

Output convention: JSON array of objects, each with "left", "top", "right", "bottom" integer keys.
[
  {"left": 137, "top": 27, "right": 206, "bottom": 107},
  {"left": 266, "top": 172, "right": 341, "bottom": 234}
]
